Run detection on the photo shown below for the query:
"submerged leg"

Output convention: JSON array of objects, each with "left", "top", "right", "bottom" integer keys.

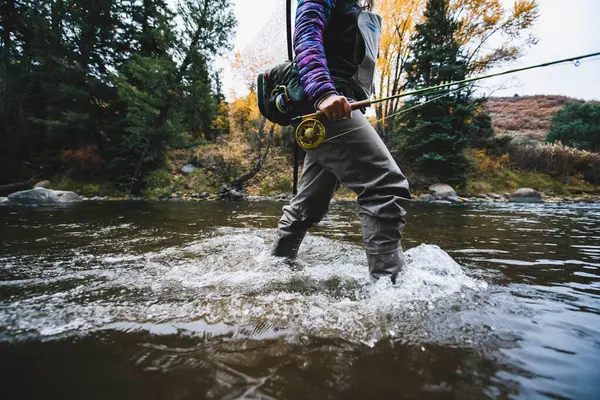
[
  {"left": 272, "top": 153, "right": 338, "bottom": 259},
  {"left": 308, "top": 110, "right": 411, "bottom": 282}
]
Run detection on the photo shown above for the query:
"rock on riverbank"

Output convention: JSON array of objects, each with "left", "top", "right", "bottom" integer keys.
[
  {"left": 6, "top": 188, "right": 82, "bottom": 205},
  {"left": 413, "top": 184, "right": 566, "bottom": 205},
  {"left": 510, "top": 188, "right": 543, "bottom": 203}
]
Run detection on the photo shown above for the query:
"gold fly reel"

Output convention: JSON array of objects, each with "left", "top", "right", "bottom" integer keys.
[{"left": 295, "top": 118, "right": 326, "bottom": 150}]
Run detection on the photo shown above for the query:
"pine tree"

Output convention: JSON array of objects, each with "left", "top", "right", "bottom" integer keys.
[
  {"left": 108, "top": 0, "right": 235, "bottom": 192},
  {"left": 396, "top": 0, "right": 473, "bottom": 184},
  {"left": 0, "top": 0, "right": 234, "bottom": 190}
]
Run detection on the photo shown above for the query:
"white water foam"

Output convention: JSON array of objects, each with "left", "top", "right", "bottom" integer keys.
[{"left": 0, "top": 228, "right": 487, "bottom": 342}]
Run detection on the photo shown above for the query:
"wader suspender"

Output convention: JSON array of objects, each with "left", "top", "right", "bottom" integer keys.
[{"left": 287, "top": 0, "right": 299, "bottom": 195}]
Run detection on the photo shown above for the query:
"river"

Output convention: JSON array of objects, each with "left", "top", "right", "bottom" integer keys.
[{"left": 1, "top": 200, "right": 599, "bottom": 399}]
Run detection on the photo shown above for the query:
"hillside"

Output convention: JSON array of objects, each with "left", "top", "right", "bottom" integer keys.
[{"left": 484, "top": 95, "right": 575, "bottom": 140}]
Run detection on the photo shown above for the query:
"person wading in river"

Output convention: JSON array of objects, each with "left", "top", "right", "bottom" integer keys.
[{"left": 271, "top": 0, "right": 412, "bottom": 284}]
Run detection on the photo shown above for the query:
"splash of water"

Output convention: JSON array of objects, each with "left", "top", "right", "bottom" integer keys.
[{"left": 0, "top": 228, "right": 487, "bottom": 342}]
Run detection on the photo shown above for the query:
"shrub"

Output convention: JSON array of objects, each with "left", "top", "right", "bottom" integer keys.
[
  {"left": 256, "top": 171, "right": 292, "bottom": 196},
  {"left": 546, "top": 102, "right": 600, "bottom": 152},
  {"left": 464, "top": 151, "right": 571, "bottom": 196},
  {"left": 508, "top": 140, "right": 600, "bottom": 184},
  {"left": 143, "top": 169, "right": 173, "bottom": 198},
  {"left": 51, "top": 175, "right": 120, "bottom": 197}
]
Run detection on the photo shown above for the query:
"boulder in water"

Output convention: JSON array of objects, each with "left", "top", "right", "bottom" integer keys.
[
  {"left": 55, "top": 191, "right": 82, "bottom": 203},
  {"left": 510, "top": 188, "right": 543, "bottom": 203},
  {"left": 429, "top": 183, "right": 457, "bottom": 200},
  {"left": 7, "top": 187, "right": 81, "bottom": 204},
  {"left": 416, "top": 194, "right": 435, "bottom": 203},
  {"left": 0, "top": 197, "right": 8, "bottom": 204}
]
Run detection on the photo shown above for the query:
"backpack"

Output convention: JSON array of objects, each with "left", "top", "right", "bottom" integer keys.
[{"left": 257, "top": 1, "right": 382, "bottom": 126}]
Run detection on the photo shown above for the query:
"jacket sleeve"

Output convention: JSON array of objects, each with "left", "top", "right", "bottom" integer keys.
[{"left": 293, "top": 0, "right": 338, "bottom": 108}]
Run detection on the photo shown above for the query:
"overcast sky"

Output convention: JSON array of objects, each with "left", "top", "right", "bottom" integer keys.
[{"left": 218, "top": 0, "right": 600, "bottom": 100}]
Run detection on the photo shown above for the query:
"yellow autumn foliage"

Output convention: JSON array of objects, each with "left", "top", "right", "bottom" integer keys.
[{"left": 371, "top": 0, "right": 538, "bottom": 134}]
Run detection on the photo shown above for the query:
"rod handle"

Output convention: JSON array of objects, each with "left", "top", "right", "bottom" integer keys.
[{"left": 298, "top": 99, "right": 373, "bottom": 122}]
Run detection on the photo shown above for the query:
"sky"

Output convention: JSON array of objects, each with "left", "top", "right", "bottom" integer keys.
[{"left": 218, "top": 0, "right": 600, "bottom": 100}]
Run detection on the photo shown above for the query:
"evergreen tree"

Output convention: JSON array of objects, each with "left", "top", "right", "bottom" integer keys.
[
  {"left": 396, "top": 0, "right": 474, "bottom": 184},
  {"left": 545, "top": 102, "right": 600, "bottom": 153},
  {"left": 108, "top": 0, "right": 235, "bottom": 192},
  {"left": 0, "top": 0, "right": 235, "bottom": 190}
]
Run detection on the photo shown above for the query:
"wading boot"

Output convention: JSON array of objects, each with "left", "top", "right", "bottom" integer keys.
[
  {"left": 366, "top": 247, "right": 406, "bottom": 284},
  {"left": 271, "top": 232, "right": 306, "bottom": 260}
]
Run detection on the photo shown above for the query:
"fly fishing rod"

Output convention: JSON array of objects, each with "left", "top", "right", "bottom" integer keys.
[{"left": 293, "top": 51, "right": 600, "bottom": 150}]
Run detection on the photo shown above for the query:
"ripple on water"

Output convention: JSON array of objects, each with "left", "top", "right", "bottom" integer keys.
[{"left": 0, "top": 228, "right": 487, "bottom": 343}]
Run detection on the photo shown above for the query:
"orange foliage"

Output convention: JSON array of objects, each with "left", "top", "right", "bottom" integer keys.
[
  {"left": 453, "top": 0, "right": 539, "bottom": 74},
  {"left": 468, "top": 149, "right": 511, "bottom": 172},
  {"left": 61, "top": 145, "right": 105, "bottom": 171}
]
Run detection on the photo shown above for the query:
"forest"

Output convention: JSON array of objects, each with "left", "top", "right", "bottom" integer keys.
[{"left": 1, "top": 0, "right": 599, "bottom": 199}]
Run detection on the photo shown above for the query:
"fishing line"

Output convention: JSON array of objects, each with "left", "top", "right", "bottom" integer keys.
[
  {"left": 323, "top": 84, "right": 469, "bottom": 143},
  {"left": 293, "top": 51, "right": 600, "bottom": 150}
]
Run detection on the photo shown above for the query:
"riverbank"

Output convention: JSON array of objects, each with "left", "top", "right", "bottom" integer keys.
[
  {"left": 3, "top": 188, "right": 600, "bottom": 205},
  {"left": 6, "top": 139, "right": 599, "bottom": 205}
]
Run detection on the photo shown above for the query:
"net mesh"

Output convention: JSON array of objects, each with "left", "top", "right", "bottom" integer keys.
[{"left": 232, "top": 0, "right": 293, "bottom": 92}]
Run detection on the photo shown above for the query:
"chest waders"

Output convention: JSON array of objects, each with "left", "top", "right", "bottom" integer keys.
[{"left": 266, "top": 0, "right": 410, "bottom": 284}]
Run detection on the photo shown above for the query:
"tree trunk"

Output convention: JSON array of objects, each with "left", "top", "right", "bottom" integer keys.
[
  {"left": 0, "top": 179, "right": 36, "bottom": 197},
  {"left": 232, "top": 124, "right": 275, "bottom": 190}
]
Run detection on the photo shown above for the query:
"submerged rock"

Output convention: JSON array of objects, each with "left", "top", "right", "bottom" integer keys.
[
  {"left": 510, "top": 188, "right": 543, "bottom": 203},
  {"left": 247, "top": 195, "right": 269, "bottom": 202}
]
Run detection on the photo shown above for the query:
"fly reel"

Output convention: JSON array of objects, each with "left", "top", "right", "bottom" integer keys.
[{"left": 295, "top": 118, "right": 326, "bottom": 150}]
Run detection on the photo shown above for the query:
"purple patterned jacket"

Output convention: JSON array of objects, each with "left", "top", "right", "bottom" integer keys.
[{"left": 294, "top": 0, "right": 339, "bottom": 108}]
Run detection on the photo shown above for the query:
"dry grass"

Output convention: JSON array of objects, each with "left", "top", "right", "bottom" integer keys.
[
  {"left": 508, "top": 140, "right": 600, "bottom": 185},
  {"left": 463, "top": 146, "right": 600, "bottom": 196},
  {"left": 485, "top": 95, "right": 573, "bottom": 140}
]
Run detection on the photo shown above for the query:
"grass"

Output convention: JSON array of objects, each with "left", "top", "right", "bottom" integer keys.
[
  {"left": 51, "top": 175, "right": 123, "bottom": 197},
  {"left": 461, "top": 149, "right": 600, "bottom": 197},
  {"left": 463, "top": 169, "right": 570, "bottom": 196},
  {"left": 143, "top": 167, "right": 217, "bottom": 198}
]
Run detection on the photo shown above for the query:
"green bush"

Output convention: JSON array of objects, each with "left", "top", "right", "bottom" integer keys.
[
  {"left": 51, "top": 175, "right": 121, "bottom": 197},
  {"left": 257, "top": 172, "right": 292, "bottom": 196},
  {"left": 143, "top": 169, "right": 173, "bottom": 198},
  {"left": 142, "top": 167, "right": 217, "bottom": 198},
  {"left": 546, "top": 102, "right": 600, "bottom": 152}
]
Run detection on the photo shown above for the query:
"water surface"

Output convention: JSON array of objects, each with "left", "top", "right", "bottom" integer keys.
[{"left": 1, "top": 200, "right": 599, "bottom": 399}]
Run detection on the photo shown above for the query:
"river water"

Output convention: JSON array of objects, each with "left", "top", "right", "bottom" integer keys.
[{"left": 1, "top": 200, "right": 599, "bottom": 399}]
